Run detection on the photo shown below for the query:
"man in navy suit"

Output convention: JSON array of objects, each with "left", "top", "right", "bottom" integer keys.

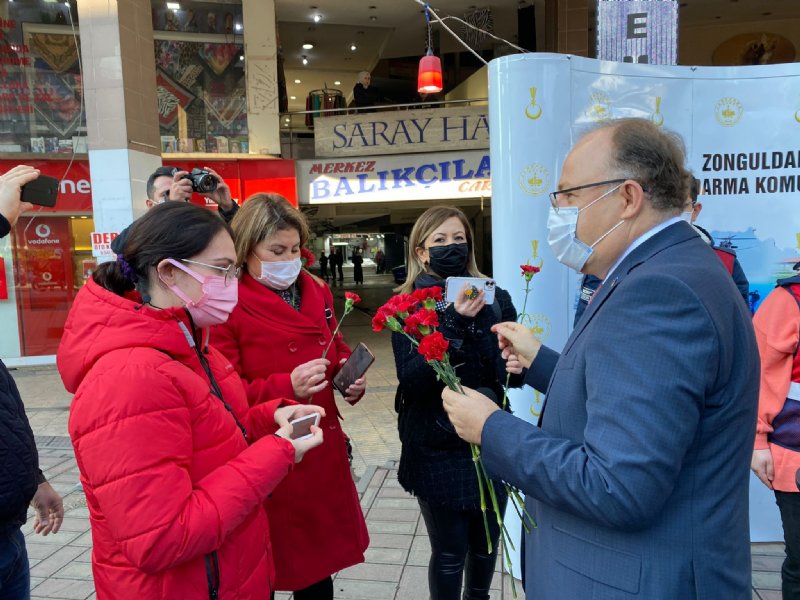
[{"left": 443, "top": 119, "right": 759, "bottom": 599}]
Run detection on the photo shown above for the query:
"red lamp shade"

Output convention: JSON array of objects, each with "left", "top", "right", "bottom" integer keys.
[{"left": 417, "top": 54, "right": 443, "bottom": 94}]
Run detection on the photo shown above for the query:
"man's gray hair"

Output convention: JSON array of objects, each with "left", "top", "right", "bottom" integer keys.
[
  {"left": 591, "top": 118, "right": 689, "bottom": 212},
  {"left": 357, "top": 71, "right": 370, "bottom": 82}
]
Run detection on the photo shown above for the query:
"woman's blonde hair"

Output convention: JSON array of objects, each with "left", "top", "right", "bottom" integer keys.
[
  {"left": 396, "top": 206, "right": 484, "bottom": 293},
  {"left": 230, "top": 193, "right": 310, "bottom": 265}
]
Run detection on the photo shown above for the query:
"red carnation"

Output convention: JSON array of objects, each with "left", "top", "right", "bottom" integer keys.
[
  {"left": 345, "top": 291, "right": 361, "bottom": 304},
  {"left": 372, "top": 311, "right": 388, "bottom": 332},
  {"left": 418, "top": 331, "right": 449, "bottom": 362},
  {"left": 390, "top": 294, "right": 420, "bottom": 316},
  {"left": 520, "top": 264, "right": 541, "bottom": 282},
  {"left": 412, "top": 287, "right": 443, "bottom": 304},
  {"left": 301, "top": 247, "right": 316, "bottom": 268}
]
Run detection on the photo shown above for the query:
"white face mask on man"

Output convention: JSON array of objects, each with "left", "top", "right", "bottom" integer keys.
[
  {"left": 254, "top": 257, "right": 302, "bottom": 290},
  {"left": 546, "top": 183, "right": 625, "bottom": 272}
]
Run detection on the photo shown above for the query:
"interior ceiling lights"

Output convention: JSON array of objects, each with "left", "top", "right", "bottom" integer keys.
[{"left": 417, "top": 2, "right": 443, "bottom": 94}]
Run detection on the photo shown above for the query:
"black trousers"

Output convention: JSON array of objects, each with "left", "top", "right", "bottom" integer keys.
[
  {"left": 269, "top": 576, "right": 333, "bottom": 600},
  {"left": 776, "top": 491, "right": 800, "bottom": 600},
  {"left": 418, "top": 498, "right": 505, "bottom": 600}
]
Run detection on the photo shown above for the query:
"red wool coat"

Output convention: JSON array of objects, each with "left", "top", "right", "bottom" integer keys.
[
  {"left": 212, "top": 271, "right": 369, "bottom": 590},
  {"left": 57, "top": 279, "right": 296, "bottom": 600}
]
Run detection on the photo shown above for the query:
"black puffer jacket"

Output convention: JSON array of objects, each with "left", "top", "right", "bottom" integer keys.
[
  {"left": 392, "top": 276, "right": 522, "bottom": 509},
  {"left": 0, "top": 215, "right": 40, "bottom": 532}
]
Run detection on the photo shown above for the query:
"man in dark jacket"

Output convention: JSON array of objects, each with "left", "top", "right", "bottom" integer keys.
[
  {"left": 111, "top": 165, "right": 238, "bottom": 254},
  {"left": 0, "top": 165, "right": 64, "bottom": 599}
]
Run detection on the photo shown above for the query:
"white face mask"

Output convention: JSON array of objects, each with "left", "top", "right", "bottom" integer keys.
[
  {"left": 680, "top": 211, "right": 694, "bottom": 223},
  {"left": 546, "top": 183, "right": 624, "bottom": 272},
  {"left": 255, "top": 257, "right": 302, "bottom": 290}
]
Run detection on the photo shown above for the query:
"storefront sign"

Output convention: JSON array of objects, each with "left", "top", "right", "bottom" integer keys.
[
  {"left": 314, "top": 105, "right": 489, "bottom": 158},
  {"left": 0, "top": 160, "right": 93, "bottom": 212},
  {"left": 297, "top": 151, "right": 491, "bottom": 204},
  {"left": 91, "top": 232, "right": 119, "bottom": 258},
  {"left": 597, "top": 0, "right": 678, "bottom": 65}
]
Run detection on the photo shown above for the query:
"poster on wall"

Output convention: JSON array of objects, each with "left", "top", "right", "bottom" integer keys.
[{"left": 489, "top": 53, "right": 800, "bottom": 573}]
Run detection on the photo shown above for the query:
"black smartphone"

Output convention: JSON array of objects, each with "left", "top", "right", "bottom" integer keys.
[
  {"left": 333, "top": 342, "right": 375, "bottom": 395},
  {"left": 21, "top": 175, "right": 59, "bottom": 207}
]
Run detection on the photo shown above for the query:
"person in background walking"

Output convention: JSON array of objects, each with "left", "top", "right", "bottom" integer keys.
[
  {"left": 333, "top": 247, "right": 344, "bottom": 283},
  {"left": 352, "top": 248, "right": 364, "bottom": 284},
  {"left": 374, "top": 248, "right": 385, "bottom": 274},
  {"left": 319, "top": 250, "right": 329, "bottom": 281},
  {"left": 1, "top": 165, "right": 64, "bottom": 600}
]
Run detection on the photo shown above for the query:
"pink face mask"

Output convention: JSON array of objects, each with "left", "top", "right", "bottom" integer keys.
[{"left": 162, "top": 258, "right": 239, "bottom": 327}]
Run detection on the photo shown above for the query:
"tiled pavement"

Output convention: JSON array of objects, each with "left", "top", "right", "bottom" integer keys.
[{"left": 9, "top": 272, "right": 788, "bottom": 598}]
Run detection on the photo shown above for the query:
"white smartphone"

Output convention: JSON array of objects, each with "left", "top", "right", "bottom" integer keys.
[
  {"left": 289, "top": 413, "right": 321, "bottom": 441},
  {"left": 445, "top": 277, "right": 496, "bottom": 304}
]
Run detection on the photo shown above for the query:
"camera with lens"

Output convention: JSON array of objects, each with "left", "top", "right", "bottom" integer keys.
[{"left": 181, "top": 168, "right": 218, "bottom": 194}]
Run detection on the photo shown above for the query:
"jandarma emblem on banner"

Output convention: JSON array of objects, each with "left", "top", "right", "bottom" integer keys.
[
  {"left": 587, "top": 92, "right": 612, "bottom": 121},
  {"left": 650, "top": 96, "right": 665, "bottom": 127},
  {"left": 715, "top": 97, "right": 744, "bottom": 127},
  {"left": 518, "top": 164, "right": 550, "bottom": 196},
  {"left": 525, "top": 86, "right": 543, "bottom": 120}
]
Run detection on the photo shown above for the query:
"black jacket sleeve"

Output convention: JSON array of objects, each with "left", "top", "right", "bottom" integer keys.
[
  {"left": 0, "top": 360, "right": 40, "bottom": 529},
  {"left": 218, "top": 200, "right": 239, "bottom": 223},
  {"left": 0, "top": 214, "right": 10, "bottom": 238},
  {"left": 732, "top": 258, "right": 749, "bottom": 303}
]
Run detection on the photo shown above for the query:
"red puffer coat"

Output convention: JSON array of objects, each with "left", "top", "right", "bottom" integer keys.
[
  {"left": 57, "top": 279, "right": 296, "bottom": 600},
  {"left": 212, "top": 271, "right": 369, "bottom": 590}
]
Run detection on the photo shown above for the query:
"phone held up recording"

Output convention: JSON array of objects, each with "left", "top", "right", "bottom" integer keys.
[{"left": 444, "top": 276, "right": 496, "bottom": 305}]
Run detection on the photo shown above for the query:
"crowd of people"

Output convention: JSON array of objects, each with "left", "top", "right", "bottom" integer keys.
[{"left": 1, "top": 116, "right": 799, "bottom": 600}]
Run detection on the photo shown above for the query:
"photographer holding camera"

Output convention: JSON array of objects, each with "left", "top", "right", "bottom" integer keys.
[{"left": 112, "top": 165, "right": 238, "bottom": 254}]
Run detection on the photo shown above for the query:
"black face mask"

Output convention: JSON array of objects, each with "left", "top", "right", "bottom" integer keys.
[{"left": 428, "top": 243, "right": 470, "bottom": 278}]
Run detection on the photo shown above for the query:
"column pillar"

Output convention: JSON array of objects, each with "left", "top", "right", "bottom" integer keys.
[
  {"left": 77, "top": 0, "right": 162, "bottom": 248},
  {"left": 242, "top": 0, "right": 280, "bottom": 156}
]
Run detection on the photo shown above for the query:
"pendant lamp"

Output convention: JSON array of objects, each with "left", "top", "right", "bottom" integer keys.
[{"left": 417, "top": 3, "right": 443, "bottom": 94}]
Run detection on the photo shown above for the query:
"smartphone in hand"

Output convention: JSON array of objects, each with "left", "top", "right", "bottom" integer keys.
[
  {"left": 445, "top": 277, "right": 496, "bottom": 304},
  {"left": 289, "top": 413, "right": 321, "bottom": 441},
  {"left": 21, "top": 175, "right": 59, "bottom": 207},
  {"left": 333, "top": 343, "right": 375, "bottom": 395}
]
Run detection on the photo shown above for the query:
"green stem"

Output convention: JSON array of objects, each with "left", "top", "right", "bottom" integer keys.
[
  {"left": 477, "top": 458, "right": 509, "bottom": 550},
  {"left": 510, "top": 486, "right": 537, "bottom": 530},
  {"left": 506, "top": 485, "right": 530, "bottom": 535},
  {"left": 471, "top": 444, "right": 493, "bottom": 554},
  {"left": 321, "top": 306, "right": 351, "bottom": 358}
]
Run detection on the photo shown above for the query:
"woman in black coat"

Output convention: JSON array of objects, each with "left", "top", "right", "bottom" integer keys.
[
  {"left": 391, "top": 206, "right": 521, "bottom": 600},
  {"left": 352, "top": 249, "right": 364, "bottom": 284}
]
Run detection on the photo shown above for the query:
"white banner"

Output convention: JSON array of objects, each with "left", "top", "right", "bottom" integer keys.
[
  {"left": 490, "top": 54, "right": 800, "bottom": 574},
  {"left": 296, "top": 150, "right": 491, "bottom": 204}
]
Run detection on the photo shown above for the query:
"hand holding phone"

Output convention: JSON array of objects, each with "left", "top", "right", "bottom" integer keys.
[
  {"left": 289, "top": 413, "right": 321, "bottom": 441},
  {"left": 445, "top": 277, "right": 496, "bottom": 305},
  {"left": 333, "top": 343, "right": 375, "bottom": 396},
  {"left": 0, "top": 165, "right": 41, "bottom": 226}
]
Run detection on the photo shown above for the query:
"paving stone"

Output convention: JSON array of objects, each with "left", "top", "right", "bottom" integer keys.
[
  {"left": 407, "top": 535, "right": 432, "bottom": 567},
  {"left": 752, "top": 543, "right": 786, "bottom": 556},
  {"left": 373, "top": 497, "right": 420, "bottom": 510},
  {"left": 65, "top": 507, "right": 91, "bottom": 518},
  {"left": 366, "top": 508, "right": 419, "bottom": 522},
  {"left": 55, "top": 561, "right": 94, "bottom": 580},
  {"left": 74, "top": 548, "right": 93, "bottom": 562},
  {"left": 337, "top": 562, "right": 403, "bottom": 583},
  {"left": 368, "top": 533, "right": 414, "bottom": 550},
  {"left": 364, "top": 546, "right": 408, "bottom": 565},
  {"left": 26, "top": 530, "right": 82, "bottom": 546},
  {"left": 378, "top": 487, "right": 415, "bottom": 499},
  {"left": 752, "top": 570, "right": 782, "bottom": 590},
  {"left": 57, "top": 518, "right": 92, "bottom": 533},
  {"left": 752, "top": 554, "right": 784, "bottom": 571},
  {"left": 30, "top": 577, "right": 45, "bottom": 590},
  {"left": 71, "top": 531, "right": 94, "bottom": 547},
  {"left": 756, "top": 590, "right": 783, "bottom": 600},
  {"left": 366, "top": 520, "right": 417, "bottom": 535},
  {"left": 30, "top": 545, "right": 87, "bottom": 578},
  {"left": 29, "top": 577, "right": 95, "bottom": 599},
  {"left": 25, "top": 543, "right": 58, "bottom": 560},
  {"left": 397, "top": 565, "right": 428, "bottom": 599},
  {"left": 333, "top": 578, "right": 398, "bottom": 599}
]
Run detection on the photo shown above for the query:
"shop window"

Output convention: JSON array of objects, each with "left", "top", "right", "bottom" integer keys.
[
  {"left": 152, "top": 1, "right": 248, "bottom": 154},
  {"left": 0, "top": 2, "right": 85, "bottom": 154}
]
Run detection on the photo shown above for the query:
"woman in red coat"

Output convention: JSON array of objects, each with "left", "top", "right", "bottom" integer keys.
[
  {"left": 57, "top": 202, "right": 324, "bottom": 599},
  {"left": 213, "top": 194, "right": 369, "bottom": 599}
]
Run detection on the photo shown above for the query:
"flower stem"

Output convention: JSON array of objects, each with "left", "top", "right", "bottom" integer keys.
[{"left": 471, "top": 444, "right": 493, "bottom": 554}]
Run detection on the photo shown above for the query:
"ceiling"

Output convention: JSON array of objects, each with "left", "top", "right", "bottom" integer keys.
[{"left": 275, "top": 0, "right": 799, "bottom": 116}]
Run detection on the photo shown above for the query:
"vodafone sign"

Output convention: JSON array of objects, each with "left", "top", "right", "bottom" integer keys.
[{"left": 0, "top": 159, "right": 92, "bottom": 212}]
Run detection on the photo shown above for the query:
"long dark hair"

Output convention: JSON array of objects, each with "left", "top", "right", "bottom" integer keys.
[{"left": 94, "top": 202, "right": 232, "bottom": 297}]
